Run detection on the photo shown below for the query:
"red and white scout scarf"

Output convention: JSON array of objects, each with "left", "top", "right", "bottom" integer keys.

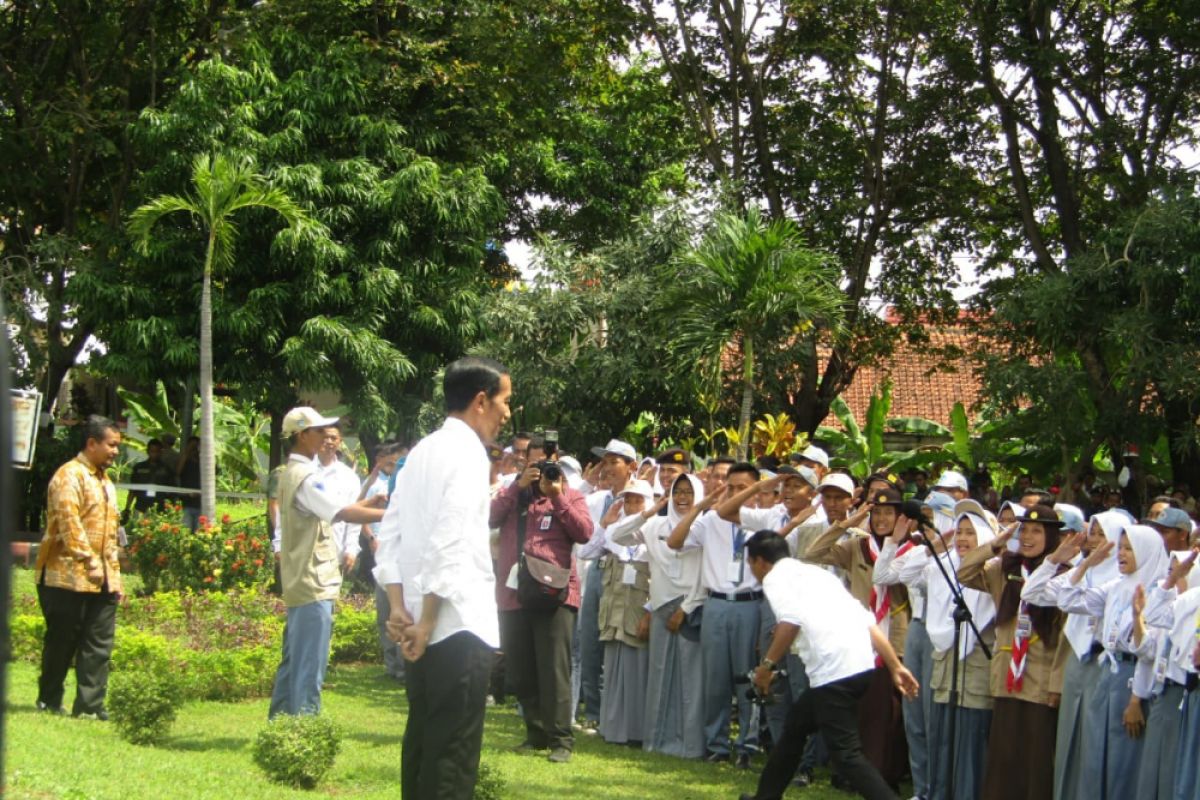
[
  {"left": 1007, "top": 565, "right": 1032, "bottom": 693},
  {"left": 865, "top": 535, "right": 913, "bottom": 666}
]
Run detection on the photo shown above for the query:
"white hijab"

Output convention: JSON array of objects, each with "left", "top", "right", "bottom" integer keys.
[
  {"left": 667, "top": 473, "right": 706, "bottom": 530},
  {"left": 1098, "top": 523, "right": 1169, "bottom": 662},
  {"left": 926, "top": 512, "right": 998, "bottom": 657}
]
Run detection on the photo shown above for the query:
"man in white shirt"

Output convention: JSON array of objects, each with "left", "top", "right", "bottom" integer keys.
[
  {"left": 374, "top": 357, "right": 512, "bottom": 800},
  {"left": 741, "top": 531, "right": 919, "bottom": 800},
  {"left": 668, "top": 461, "right": 764, "bottom": 768},
  {"left": 317, "top": 425, "right": 365, "bottom": 574}
]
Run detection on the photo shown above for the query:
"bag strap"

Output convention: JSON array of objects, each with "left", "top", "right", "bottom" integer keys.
[{"left": 516, "top": 496, "right": 530, "bottom": 561}]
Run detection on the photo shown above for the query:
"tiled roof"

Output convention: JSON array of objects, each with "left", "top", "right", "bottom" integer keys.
[{"left": 819, "top": 312, "right": 982, "bottom": 429}]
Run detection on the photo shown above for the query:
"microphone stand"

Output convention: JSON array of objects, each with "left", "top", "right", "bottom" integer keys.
[{"left": 918, "top": 524, "right": 992, "bottom": 800}]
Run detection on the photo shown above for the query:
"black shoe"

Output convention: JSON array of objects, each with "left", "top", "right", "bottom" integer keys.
[
  {"left": 705, "top": 752, "right": 731, "bottom": 764},
  {"left": 830, "top": 773, "right": 850, "bottom": 791},
  {"left": 35, "top": 701, "right": 65, "bottom": 715},
  {"left": 791, "top": 769, "right": 813, "bottom": 788},
  {"left": 735, "top": 752, "right": 752, "bottom": 770}
]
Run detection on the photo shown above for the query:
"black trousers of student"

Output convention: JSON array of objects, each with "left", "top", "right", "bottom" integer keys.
[
  {"left": 500, "top": 605, "right": 577, "bottom": 751},
  {"left": 753, "top": 669, "right": 897, "bottom": 800},
  {"left": 402, "top": 631, "right": 494, "bottom": 800},
  {"left": 36, "top": 583, "right": 118, "bottom": 715}
]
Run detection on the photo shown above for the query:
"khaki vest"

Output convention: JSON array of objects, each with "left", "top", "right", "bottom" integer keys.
[{"left": 277, "top": 460, "right": 341, "bottom": 606}]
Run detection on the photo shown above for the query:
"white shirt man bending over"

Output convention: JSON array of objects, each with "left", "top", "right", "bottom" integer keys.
[
  {"left": 739, "top": 531, "right": 919, "bottom": 800},
  {"left": 373, "top": 356, "right": 512, "bottom": 800}
]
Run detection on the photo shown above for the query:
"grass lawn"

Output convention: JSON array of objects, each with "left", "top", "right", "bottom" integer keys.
[{"left": 4, "top": 659, "right": 861, "bottom": 800}]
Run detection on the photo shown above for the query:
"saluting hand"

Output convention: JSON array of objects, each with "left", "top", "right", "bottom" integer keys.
[{"left": 1047, "top": 532, "right": 1085, "bottom": 565}]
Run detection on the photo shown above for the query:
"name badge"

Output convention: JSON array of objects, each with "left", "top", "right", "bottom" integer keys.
[
  {"left": 622, "top": 564, "right": 638, "bottom": 585},
  {"left": 539, "top": 515, "right": 553, "bottom": 531},
  {"left": 1155, "top": 656, "right": 1168, "bottom": 684},
  {"left": 506, "top": 563, "right": 519, "bottom": 590},
  {"left": 1105, "top": 625, "right": 1119, "bottom": 653},
  {"left": 1016, "top": 613, "right": 1033, "bottom": 640},
  {"left": 726, "top": 560, "right": 742, "bottom": 584}
]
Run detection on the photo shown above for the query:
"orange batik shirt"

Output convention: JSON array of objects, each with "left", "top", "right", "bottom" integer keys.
[{"left": 35, "top": 455, "right": 123, "bottom": 594}]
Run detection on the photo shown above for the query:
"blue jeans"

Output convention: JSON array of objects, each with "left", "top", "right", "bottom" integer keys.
[{"left": 269, "top": 599, "right": 334, "bottom": 718}]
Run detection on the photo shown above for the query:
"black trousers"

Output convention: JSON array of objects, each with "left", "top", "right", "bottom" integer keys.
[
  {"left": 402, "top": 631, "right": 494, "bottom": 800},
  {"left": 36, "top": 583, "right": 118, "bottom": 714},
  {"left": 754, "top": 669, "right": 897, "bottom": 800},
  {"left": 500, "top": 605, "right": 577, "bottom": 750}
]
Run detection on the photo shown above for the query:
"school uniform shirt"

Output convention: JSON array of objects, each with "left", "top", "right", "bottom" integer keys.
[
  {"left": 763, "top": 557, "right": 876, "bottom": 688},
  {"left": 609, "top": 514, "right": 705, "bottom": 613},
  {"left": 805, "top": 524, "right": 910, "bottom": 656},
  {"left": 373, "top": 417, "right": 499, "bottom": 649},
  {"left": 957, "top": 547, "right": 1069, "bottom": 705},
  {"left": 679, "top": 509, "right": 760, "bottom": 595},
  {"left": 488, "top": 480, "right": 593, "bottom": 611},
  {"left": 318, "top": 458, "right": 363, "bottom": 560},
  {"left": 1142, "top": 582, "right": 1200, "bottom": 691}
]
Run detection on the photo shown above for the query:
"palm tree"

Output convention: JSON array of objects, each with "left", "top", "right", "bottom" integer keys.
[
  {"left": 129, "top": 154, "right": 309, "bottom": 522},
  {"left": 667, "top": 208, "right": 844, "bottom": 459}
]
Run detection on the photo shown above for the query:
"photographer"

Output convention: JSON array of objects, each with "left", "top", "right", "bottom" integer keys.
[{"left": 489, "top": 438, "right": 593, "bottom": 763}]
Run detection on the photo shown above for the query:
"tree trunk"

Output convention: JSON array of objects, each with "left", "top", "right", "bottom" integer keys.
[
  {"left": 199, "top": 232, "right": 217, "bottom": 522},
  {"left": 737, "top": 335, "right": 754, "bottom": 460},
  {"left": 268, "top": 408, "right": 285, "bottom": 470}
]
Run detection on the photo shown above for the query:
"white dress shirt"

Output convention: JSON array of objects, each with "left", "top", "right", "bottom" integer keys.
[
  {"left": 680, "top": 510, "right": 760, "bottom": 595},
  {"left": 318, "top": 458, "right": 363, "bottom": 559},
  {"left": 373, "top": 417, "right": 499, "bottom": 649},
  {"left": 763, "top": 557, "right": 876, "bottom": 687}
]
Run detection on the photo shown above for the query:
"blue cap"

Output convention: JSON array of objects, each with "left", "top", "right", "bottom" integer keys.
[{"left": 1146, "top": 507, "right": 1192, "bottom": 530}]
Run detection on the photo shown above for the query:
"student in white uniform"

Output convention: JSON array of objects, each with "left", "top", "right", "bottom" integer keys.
[
  {"left": 609, "top": 473, "right": 707, "bottom": 758},
  {"left": 668, "top": 461, "right": 764, "bottom": 768}
]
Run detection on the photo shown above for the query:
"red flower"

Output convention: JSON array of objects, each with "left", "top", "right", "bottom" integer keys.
[
  {"left": 221, "top": 514, "right": 232, "bottom": 525},
  {"left": 253, "top": 558, "right": 264, "bottom": 567}
]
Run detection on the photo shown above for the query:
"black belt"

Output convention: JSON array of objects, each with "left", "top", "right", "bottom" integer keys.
[
  {"left": 1185, "top": 673, "right": 1200, "bottom": 693},
  {"left": 709, "top": 590, "right": 763, "bottom": 602},
  {"left": 1112, "top": 651, "right": 1137, "bottom": 664},
  {"left": 1166, "top": 677, "right": 1191, "bottom": 691},
  {"left": 1089, "top": 642, "right": 1105, "bottom": 658}
]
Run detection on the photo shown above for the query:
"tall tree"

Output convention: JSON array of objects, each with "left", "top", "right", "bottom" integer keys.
[
  {"left": 961, "top": 0, "right": 1200, "bottom": 492},
  {"left": 129, "top": 154, "right": 309, "bottom": 520},
  {"left": 631, "top": 0, "right": 985, "bottom": 432}
]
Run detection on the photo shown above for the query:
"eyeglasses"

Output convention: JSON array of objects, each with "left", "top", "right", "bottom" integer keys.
[{"left": 673, "top": 487, "right": 695, "bottom": 497}]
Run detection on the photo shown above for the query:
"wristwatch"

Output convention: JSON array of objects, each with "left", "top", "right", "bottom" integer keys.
[{"left": 760, "top": 657, "right": 776, "bottom": 670}]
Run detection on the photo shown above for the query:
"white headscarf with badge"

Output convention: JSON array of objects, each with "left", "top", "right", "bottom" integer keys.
[{"left": 926, "top": 507, "right": 998, "bottom": 658}]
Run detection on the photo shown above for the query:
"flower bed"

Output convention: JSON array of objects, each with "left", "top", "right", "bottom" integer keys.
[{"left": 125, "top": 504, "right": 273, "bottom": 593}]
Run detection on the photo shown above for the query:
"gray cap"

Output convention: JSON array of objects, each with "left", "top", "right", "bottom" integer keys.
[{"left": 1146, "top": 507, "right": 1192, "bottom": 531}]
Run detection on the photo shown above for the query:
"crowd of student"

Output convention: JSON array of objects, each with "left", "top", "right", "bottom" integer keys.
[{"left": 477, "top": 431, "right": 1200, "bottom": 800}]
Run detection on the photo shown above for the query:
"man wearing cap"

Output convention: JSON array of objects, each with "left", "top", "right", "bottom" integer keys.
[
  {"left": 668, "top": 461, "right": 765, "bottom": 768},
  {"left": 656, "top": 448, "right": 691, "bottom": 498},
  {"left": 269, "top": 407, "right": 387, "bottom": 719},
  {"left": 1146, "top": 506, "right": 1192, "bottom": 552},
  {"left": 806, "top": 487, "right": 914, "bottom": 789},
  {"left": 716, "top": 466, "right": 823, "bottom": 781},
  {"left": 576, "top": 438, "right": 637, "bottom": 729},
  {"left": 489, "top": 439, "right": 593, "bottom": 762},
  {"left": 795, "top": 444, "right": 830, "bottom": 479},
  {"left": 932, "top": 469, "right": 970, "bottom": 502}
]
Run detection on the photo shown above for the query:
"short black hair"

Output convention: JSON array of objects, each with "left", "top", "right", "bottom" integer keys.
[
  {"left": 728, "top": 461, "right": 760, "bottom": 480},
  {"left": 444, "top": 356, "right": 509, "bottom": 413},
  {"left": 526, "top": 436, "right": 546, "bottom": 456},
  {"left": 746, "top": 530, "right": 790, "bottom": 564},
  {"left": 710, "top": 456, "right": 736, "bottom": 467},
  {"left": 84, "top": 415, "right": 119, "bottom": 445},
  {"left": 1020, "top": 488, "right": 1054, "bottom": 505},
  {"left": 514, "top": 431, "right": 532, "bottom": 443},
  {"left": 146, "top": 438, "right": 163, "bottom": 448},
  {"left": 755, "top": 455, "right": 780, "bottom": 470}
]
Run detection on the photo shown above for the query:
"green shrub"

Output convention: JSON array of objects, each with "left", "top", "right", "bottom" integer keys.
[
  {"left": 253, "top": 714, "right": 341, "bottom": 789},
  {"left": 8, "top": 614, "right": 44, "bottom": 662},
  {"left": 108, "top": 667, "right": 183, "bottom": 745},
  {"left": 183, "top": 645, "right": 277, "bottom": 701},
  {"left": 330, "top": 601, "right": 380, "bottom": 664},
  {"left": 474, "top": 762, "right": 506, "bottom": 800}
]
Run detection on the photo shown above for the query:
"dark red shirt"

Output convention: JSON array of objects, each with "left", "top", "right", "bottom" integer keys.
[{"left": 490, "top": 480, "right": 593, "bottom": 610}]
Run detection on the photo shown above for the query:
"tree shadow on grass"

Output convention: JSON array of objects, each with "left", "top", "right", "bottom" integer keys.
[{"left": 164, "top": 735, "right": 251, "bottom": 753}]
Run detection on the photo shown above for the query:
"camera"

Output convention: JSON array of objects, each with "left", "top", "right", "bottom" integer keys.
[
  {"left": 734, "top": 668, "right": 788, "bottom": 705},
  {"left": 536, "top": 460, "right": 563, "bottom": 482},
  {"left": 542, "top": 429, "right": 559, "bottom": 457}
]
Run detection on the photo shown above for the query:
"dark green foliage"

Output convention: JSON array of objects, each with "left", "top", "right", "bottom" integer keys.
[
  {"left": 253, "top": 714, "right": 342, "bottom": 789},
  {"left": 108, "top": 667, "right": 184, "bottom": 746},
  {"left": 330, "top": 597, "right": 382, "bottom": 664}
]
